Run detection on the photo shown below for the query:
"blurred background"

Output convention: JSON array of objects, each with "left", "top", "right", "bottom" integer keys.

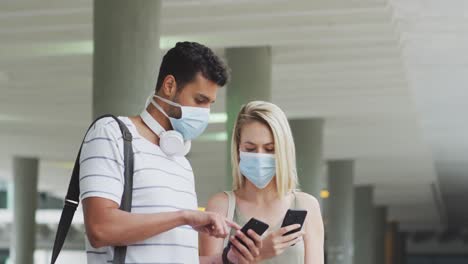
[{"left": 0, "top": 0, "right": 467, "bottom": 263}]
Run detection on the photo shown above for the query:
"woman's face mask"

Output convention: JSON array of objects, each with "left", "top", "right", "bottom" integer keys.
[{"left": 239, "top": 151, "right": 276, "bottom": 189}]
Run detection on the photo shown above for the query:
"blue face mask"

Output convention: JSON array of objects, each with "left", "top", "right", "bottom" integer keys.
[
  {"left": 239, "top": 151, "right": 276, "bottom": 189},
  {"left": 151, "top": 95, "right": 210, "bottom": 140}
]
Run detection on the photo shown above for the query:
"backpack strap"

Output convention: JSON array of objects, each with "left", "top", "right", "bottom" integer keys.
[
  {"left": 223, "top": 191, "right": 236, "bottom": 248},
  {"left": 112, "top": 117, "right": 134, "bottom": 264},
  {"left": 50, "top": 115, "right": 134, "bottom": 264}
]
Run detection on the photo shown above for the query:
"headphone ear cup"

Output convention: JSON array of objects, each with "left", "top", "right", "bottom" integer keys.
[{"left": 159, "top": 131, "right": 186, "bottom": 156}]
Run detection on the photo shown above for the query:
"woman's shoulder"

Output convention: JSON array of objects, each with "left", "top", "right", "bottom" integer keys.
[
  {"left": 294, "top": 191, "right": 320, "bottom": 212},
  {"left": 207, "top": 191, "right": 230, "bottom": 204},
  {"left": 205, "top": 191, "right": 231, "bottom": 215},
  {"left": 294, "top": 191, "right": 324, "bottom": 235}
]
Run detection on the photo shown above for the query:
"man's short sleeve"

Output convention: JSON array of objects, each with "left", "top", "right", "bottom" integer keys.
[{"left": 79, "top": 118, "right": 124, "bottom": 205}]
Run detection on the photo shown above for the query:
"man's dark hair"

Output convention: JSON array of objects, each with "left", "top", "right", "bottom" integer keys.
[{"left": 156, "top": 42, "right": 229, "bottom": 91}]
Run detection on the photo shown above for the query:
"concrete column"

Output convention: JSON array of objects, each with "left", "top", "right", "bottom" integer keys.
[
  {"left": 374, "top": 206, "right": 388, "bottom": 264},
  {"left": 386, "top": 221, "right": 401, "bottom": 264},
  {"left": 225, "top": 47, "right": 272, "bottom": 188},
  {"left": 353, "top": 186, "right": 375, "bottom": 264},
  {"left": 396, "top": 232, "right": 407, "bottom": 264},
  {"left": 326, "top": 160, "right": 355, "bottom": 264},
  {"left": 11, "top": 157, "right": 38, "bottom": 264},
  {"left": 93, "top": 0, "right": 162, "bottom": 118},
  {"left": 386, "top": 223, "right": 407, "bottom": 264},
  {"left": 289, "top": 118, "right": 324, "bottom": 199}
]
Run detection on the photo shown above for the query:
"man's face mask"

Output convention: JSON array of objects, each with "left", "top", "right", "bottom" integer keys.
[{"left": 150, "top": 94, "right": 210, "bottom": 141}]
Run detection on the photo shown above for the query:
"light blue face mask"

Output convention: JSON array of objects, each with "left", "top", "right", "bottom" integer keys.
[
  {"left": 151, "top": 95, "right": 210, "bottom": 140},
  {"left": 239, "top": 151, "right": 276, "bottom": 189}
]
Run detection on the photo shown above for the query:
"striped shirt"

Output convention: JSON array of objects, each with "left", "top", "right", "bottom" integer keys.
[{"left": 79, "top": 116, "right": 199, "bottom": 264}]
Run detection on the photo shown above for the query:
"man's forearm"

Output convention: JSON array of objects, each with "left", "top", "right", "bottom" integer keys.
[{"left": 85, "top": 204, "right": 188, "bottom": 247}]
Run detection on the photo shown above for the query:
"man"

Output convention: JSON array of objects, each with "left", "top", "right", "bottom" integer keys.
[{"left": 80, "top": 42, "right": 261, "bottom": 263}]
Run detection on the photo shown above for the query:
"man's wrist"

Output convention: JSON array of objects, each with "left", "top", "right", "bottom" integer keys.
[{"left": 177, "top": 210, "right": 190, "bottom": 226}]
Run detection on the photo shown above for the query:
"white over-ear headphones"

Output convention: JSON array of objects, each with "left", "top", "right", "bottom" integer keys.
[{"left": 140, "top": 109, "right": 191, "bottom": 156}]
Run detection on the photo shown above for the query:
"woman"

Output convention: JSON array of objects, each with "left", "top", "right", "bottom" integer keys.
[{"left": 200, "top": 101, "right": 324, "bottom": 263}]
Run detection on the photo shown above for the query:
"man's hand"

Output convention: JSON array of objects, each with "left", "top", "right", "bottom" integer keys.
[
  {"left": 183, "top": 210, "right": 241, "bottom": 239},
  {"left": 227, "top": 229, "right": 263, "bottom": 263}
]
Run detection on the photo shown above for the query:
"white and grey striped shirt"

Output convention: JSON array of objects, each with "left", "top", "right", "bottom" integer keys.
[{"left": 79, "top": 116, "right": 199, "bottom": 264}]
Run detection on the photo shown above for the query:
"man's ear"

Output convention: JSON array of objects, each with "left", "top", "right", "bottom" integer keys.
[{"left": 161, "top": 75, "right": 177, "bottom": 97}]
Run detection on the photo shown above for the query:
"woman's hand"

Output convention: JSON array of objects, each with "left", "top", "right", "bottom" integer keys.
[
  {"left": 227, "top": 229, "right": 263, "bottom": 263},
  {"left": 256, "top": 224, "right": 305, "bottom": 261}
]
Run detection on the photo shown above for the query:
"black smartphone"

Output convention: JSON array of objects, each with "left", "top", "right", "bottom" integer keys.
[
  {"left": 281, "top": 209, "right": 308, "bottom": 236},
  {"left": 230, "top": 217, "right": 269, "bottom": 248}
]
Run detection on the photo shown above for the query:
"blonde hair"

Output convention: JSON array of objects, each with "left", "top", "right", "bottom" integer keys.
[{"left": 231, "top": 101, "right": 298, "bottom": 197}]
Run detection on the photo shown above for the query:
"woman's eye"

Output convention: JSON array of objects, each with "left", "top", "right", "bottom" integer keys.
[
  {"left": 266, "top": 149, "right": 275, "bottom": 153},
  {"left": 245, "top": 148, "right": 256, "bottom": 152}
]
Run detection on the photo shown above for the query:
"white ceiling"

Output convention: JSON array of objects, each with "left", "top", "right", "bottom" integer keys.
[
  {"left": 0, "top": 0, "right": 465, "bottom": 229},
  {"left": 390, "top": 0, "right": 468, "bottom": 227}
]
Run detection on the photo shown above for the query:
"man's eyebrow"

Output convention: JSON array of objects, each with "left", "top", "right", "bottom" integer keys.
[{"left": 198, "top": 94, "right": 215, "bottom": 103}]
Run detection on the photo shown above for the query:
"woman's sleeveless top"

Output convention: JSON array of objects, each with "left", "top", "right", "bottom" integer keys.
[{"left": 223, "top": 191, "right": 305, "bottom": 264}]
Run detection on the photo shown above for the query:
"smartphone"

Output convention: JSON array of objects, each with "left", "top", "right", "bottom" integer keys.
[
  {"left": 230, "top": 217, "right": 269, "bottom": 249},
  {"left": 281, "top": 209, "right": 308, "bottom": 236}
]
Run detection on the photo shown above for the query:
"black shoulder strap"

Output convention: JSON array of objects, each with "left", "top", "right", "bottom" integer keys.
[
  {"left": 50, "top": 114, "right": 134, "bottom": 264},
  {"left": 112, "top": 116, "right": 134, "bottom": 263}
]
